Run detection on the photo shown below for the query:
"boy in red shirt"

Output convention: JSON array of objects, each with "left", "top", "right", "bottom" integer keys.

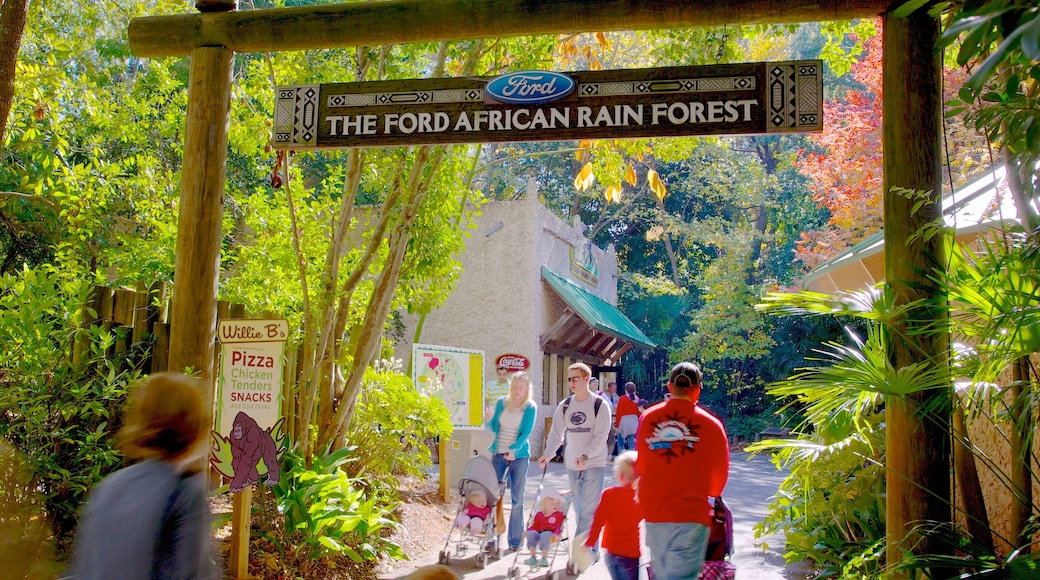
[
  {"left": 637, "top": 361, "right": 729, "bottom": 580},
  {"left": 583, "top": 450, "right": 644, "bottom": 580}
]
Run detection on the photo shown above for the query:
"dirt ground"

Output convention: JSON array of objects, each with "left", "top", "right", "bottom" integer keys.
[
  {"left": 373, "top": 475, "right": 459, "bottom": 578},
  {"left": 211, "top": 473, "right": 457, "bottom": 579}
]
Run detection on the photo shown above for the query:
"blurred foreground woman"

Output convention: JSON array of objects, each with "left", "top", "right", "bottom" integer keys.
[{"left": 69, "top": 372, "right": 218, "bottom": 579}]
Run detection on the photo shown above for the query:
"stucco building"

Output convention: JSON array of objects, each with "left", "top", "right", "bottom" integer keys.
[{"left": 395, "top": 185, "right": 655, "bottom": 480}]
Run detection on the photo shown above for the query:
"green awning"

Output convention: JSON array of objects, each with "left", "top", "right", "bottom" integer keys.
[{"left": 541, "top": 266, "right": 656, "bottom": 363}]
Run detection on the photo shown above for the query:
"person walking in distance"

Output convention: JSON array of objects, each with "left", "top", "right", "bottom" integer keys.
[
  {"left": 603, "top": 381, "right": 620, "bottom": 458},
  {"left": 615, "top": 382, "right": 641, "bottom": 451},
  {"left": 538, "top": 362, "right": 612, "bottom": 554},
  {"left": 484, "top": 364, "right": 512, "bottom": 420},
  {"left": 636, "top": 362, "right": 729, "bottom": 580}
]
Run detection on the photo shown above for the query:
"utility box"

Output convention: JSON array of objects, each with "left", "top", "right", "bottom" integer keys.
[{"left": 448, "top": 429, "right": 493, "bottom": 488}]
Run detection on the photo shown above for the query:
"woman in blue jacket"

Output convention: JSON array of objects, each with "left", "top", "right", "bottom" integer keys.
[{"left": 487, "top": 370, "right": 538, "bottom": 552}]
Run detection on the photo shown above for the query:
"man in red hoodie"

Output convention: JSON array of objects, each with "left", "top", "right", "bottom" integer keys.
[{"left": 636, "top": 361, "right": 729, "bottom": 580}]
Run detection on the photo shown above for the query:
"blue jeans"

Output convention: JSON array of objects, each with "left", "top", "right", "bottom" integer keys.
[
  {"left": 604, "top": 552, "right": 640, "bottom": 580},
  {"left": 567, "top": 466, "right": 605, "bottom": 547},
  {"left": 492, "top": 454, "right": 529, "bottom": 549},
  {"left": 645, "top": 522, "right": 710, "bottom": 580},
  {"left": 526, "top": 529, "right": 554, "bottom": 552}
]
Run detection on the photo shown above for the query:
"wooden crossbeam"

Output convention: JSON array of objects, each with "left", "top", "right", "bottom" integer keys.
[{"left": 128, "top": 0, "right": 892, "bottom": 58}]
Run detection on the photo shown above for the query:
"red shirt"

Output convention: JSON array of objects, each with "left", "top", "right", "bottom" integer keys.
[
  {"left": 584, "top": 483, "right": 643, "bottom": 558},
  {"left": 636, "top": 397, "right": 729, "bottom": 526},
  {"left": 463, "top": 503, "right": 492, "bottom": 520},
  {"left": 528, "top": 509, "right": 564, "bottom": 535},
  {"left": 615, "top": 395, "right": 640, "bottom": 427}
]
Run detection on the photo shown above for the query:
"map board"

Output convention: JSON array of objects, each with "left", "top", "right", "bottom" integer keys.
[{"left": 412, "top": 343, "right": 484, "bottom": 430}]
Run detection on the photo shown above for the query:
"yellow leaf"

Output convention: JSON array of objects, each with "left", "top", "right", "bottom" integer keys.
[
  {"left": 647, "top": 169, "right": 667, "bottom": 200},
  {"left": 604, "top": 184, "right": 622, "bottom": 203},
  {"left": 575, "top": 140, "right": 592, "bottom": 161},
  {"left": 574, "top": 162, "right": 595, "bottom": 192},
  {"left": 624, "top": 163, "right": 638, "bottom": 186},
  {"left": 595, "top": 32, "right": 611, "bottom": 50}
]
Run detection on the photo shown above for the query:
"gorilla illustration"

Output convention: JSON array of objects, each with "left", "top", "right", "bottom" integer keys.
[{"left": 228, "top": 411, "right": 280, "bottom": 492}]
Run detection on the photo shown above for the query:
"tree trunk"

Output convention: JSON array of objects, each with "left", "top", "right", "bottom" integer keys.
[
  {"left": 0, "top": 0, "right": 30, "bottom": 146},
  {"left": 952, "top": 401, "right": 993, "bottom": 554},
  {"left": 882, "top": 7, "right": 952, "bottom": 578},
  {"left": 1008, "top": 356, "right": 1032, "bottom": 546}
]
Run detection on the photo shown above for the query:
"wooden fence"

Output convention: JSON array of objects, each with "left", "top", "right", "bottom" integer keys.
[{"left": 77, "top": 282, "right": 306, "bottom": 440}]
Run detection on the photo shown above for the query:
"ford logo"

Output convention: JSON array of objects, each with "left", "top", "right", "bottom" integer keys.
[{"left": 486, "top": 71, "right": 575, "bottom": 105}]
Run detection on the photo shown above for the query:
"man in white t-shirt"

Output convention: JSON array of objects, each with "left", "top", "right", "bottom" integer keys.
[{"left": 538, "top": 362, "right": 612, "bottom": 553}]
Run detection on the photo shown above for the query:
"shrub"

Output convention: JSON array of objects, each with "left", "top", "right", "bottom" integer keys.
[
  {"left": 0, "top": 266, "right": 146, "bottom": 554},
  {"left": 342, "top": 359, "right": 453, "bottom": 489},
  {"left": 257, "top": 445, "right": 404, "bottom": 576}
]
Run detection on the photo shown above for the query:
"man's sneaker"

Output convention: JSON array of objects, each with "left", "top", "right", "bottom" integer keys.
[{"left": 524, "top": 556, "right": 538, "bottom": 566}]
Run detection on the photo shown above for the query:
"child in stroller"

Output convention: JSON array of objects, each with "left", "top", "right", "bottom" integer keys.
[
  {"left": 523, "top": 488, "right": 564, "bottom": 567},
  {"left": 439, "top": 455, "right": 502, "bottom": 569},
  {"left": 454, "top": 488, "right": 492, "bottom": 534}
]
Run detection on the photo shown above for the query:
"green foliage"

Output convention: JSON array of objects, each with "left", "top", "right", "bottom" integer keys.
[
  {"left": 0, "top": 265, "right": 146, "bottom": 553},
  {"left": 343, "top": 360, "right": 453, "bottom": 488},
  {"left": 748, "top": 300, "right": 890, "bottom": 576},
  {"left": 818, "top": 20, "right": 878, "bottom": 77},
  {"left": 936, "top": 1, "right": 1040, "bottom": 156},
  {"left": 266, "top": 446, "right": 405, "bottom": 568},
  {"left": 753, "top": 435, "right": 886, "bottom": 578}
]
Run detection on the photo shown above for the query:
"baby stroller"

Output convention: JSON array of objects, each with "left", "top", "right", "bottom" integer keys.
[
  {"left": 700, "top": 496, "right": 736, "bottom": 580},
  {"left": 508, "top": 468, "right": 573, "bottom": 580},
  {"left": 438, "top": 455, "right": 502, "bottom": 569}
]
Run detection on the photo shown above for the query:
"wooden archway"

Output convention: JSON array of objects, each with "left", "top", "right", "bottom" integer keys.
[{"left": 128, "top": 1, "right": 947, "bottom": 574}]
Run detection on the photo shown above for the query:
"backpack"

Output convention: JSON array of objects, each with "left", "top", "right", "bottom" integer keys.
[
  {"left": 561, "top": 394, "right": 604, "bottom": 419},
  {"left": 704, "top": 496, "right": 734, "bottom": 561}
]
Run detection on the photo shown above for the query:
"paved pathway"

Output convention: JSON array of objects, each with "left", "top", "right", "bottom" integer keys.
[{"left": 382, "top": 452, "right": 814, "bottom": 580}]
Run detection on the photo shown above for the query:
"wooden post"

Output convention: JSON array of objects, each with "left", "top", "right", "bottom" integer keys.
[
  {"left": 229, "top": 486, "right": 253, "bottom": 580},
  {"left": 882, "top": 7, "right": 951, "bottom": 576},
  {"left": 128, "top": 0, "right": 894, "bottom": 58},
  {"left": 167, "top": 45, "right": 233, "bottom": 393},
  {"left": 439, "top": 438, "right": 450, "bottom": 502}
]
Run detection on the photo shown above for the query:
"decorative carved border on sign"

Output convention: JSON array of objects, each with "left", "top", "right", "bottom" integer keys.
[
  {"left": 327, "top": 88, "right": 484, "bottom": 107},
  {"left": 578, "top": 76, "right": 755, "bottom": 97},
  {"left": 766, "top": 61, "right": 821, "bottom": 132},
  {"left": 273, "top": 85, "right": 319, "bottom": 147},
  {"left": 324, "top": 77, "right": 756, "bottom": 109}
]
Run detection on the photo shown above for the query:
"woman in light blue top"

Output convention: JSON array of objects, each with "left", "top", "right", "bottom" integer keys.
[{"left": 487, "top": 371, "right": 538, "bottom": 551}]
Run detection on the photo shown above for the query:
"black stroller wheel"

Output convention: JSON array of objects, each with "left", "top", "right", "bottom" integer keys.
[
  {"left": 477, "top": 552, "right": 489, "bottom": 569},
  {"left": 438, "top": 550, "right": 448, "bottom": 565}
]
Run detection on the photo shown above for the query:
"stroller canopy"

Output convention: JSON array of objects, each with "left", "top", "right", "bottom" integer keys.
[{"left": 458, "top": 455, "right": 501, "bottom": 503}]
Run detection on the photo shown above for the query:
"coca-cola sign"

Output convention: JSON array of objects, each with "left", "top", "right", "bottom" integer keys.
[{"left": 496, "top": 353, "right": 530, "bottom": 371}]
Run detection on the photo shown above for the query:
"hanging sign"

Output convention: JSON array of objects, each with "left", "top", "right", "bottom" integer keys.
[{"left": 273, "top": 60, "right": 822, "bottom": 149}]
